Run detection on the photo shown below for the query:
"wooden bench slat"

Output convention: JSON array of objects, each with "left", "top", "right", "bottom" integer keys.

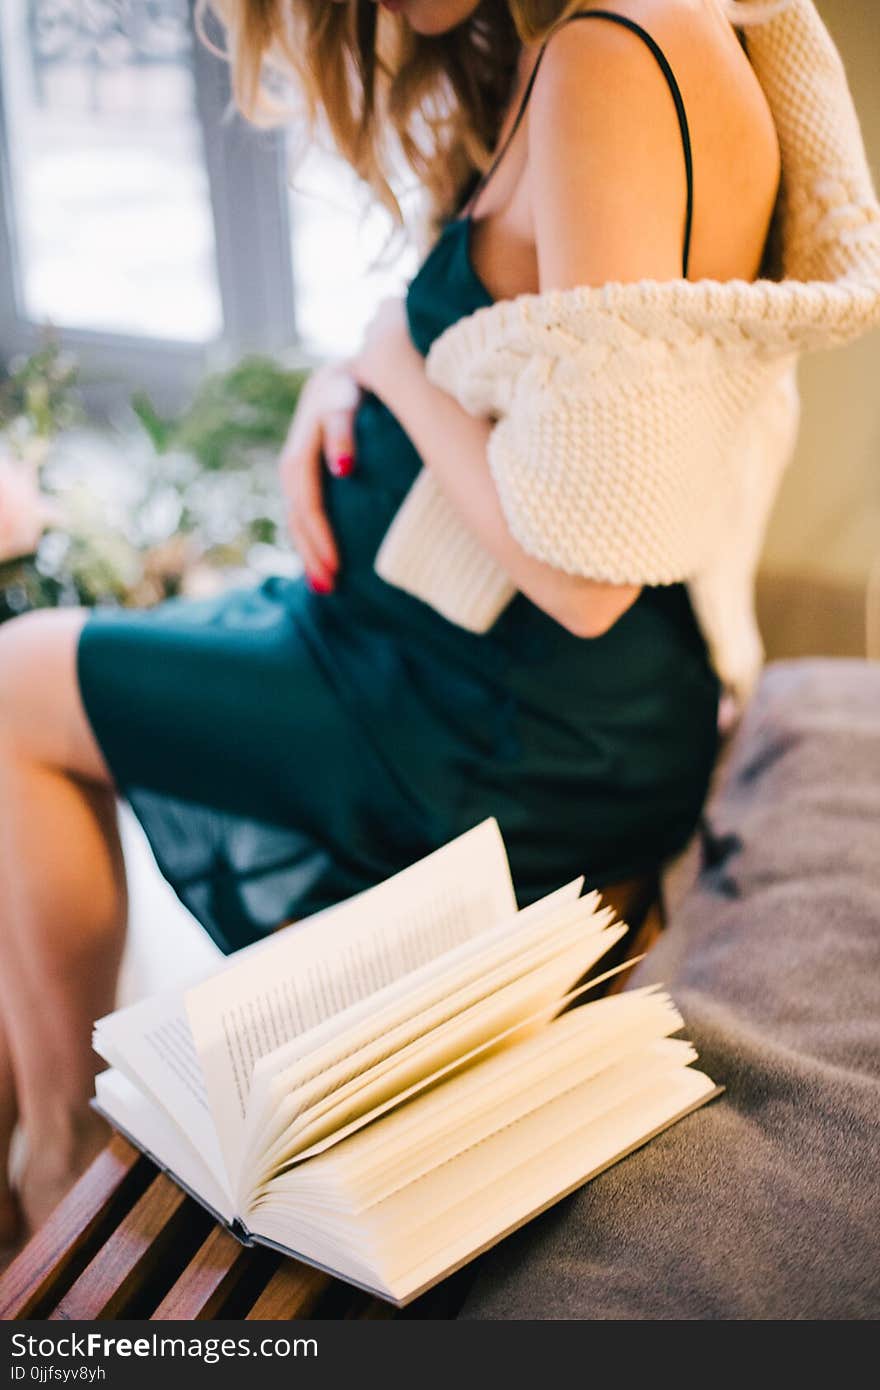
[
  {"left": 151, "top": 1222, "right": 256, "bottom": 1320},
  {"left": 356, "top": 1297, "right": 397, "bottom": 1319},
  {"left": 0, "top": 1134, "right": 147, "bottom": 1320},
  {"left": 49, "top": 1173, "right": 196, "bottom": 1320},
  {"left": 244, "top": 1261, "right": 329, "bottom": 1320}
]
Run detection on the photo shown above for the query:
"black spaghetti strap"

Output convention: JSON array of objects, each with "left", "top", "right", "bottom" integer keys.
[
  {"left": 460, "top": 8, "right": 695, "bottom": 279},
  {"left": 458, "top": 40, "right": 552, "bottom": 220}
]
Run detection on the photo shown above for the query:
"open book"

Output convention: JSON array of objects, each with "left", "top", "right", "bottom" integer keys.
[{"left": 92, "top": 818, "right": 719, "bottom": 1306}]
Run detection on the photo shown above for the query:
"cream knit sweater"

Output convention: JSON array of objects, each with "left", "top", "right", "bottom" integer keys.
[{"left": 373, "top": 0, "right": 880, "bottom": 710}]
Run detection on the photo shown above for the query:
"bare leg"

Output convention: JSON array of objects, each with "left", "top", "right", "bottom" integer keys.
[{"left": 0, "top": 609, "right": 127, "bottom": 1230}]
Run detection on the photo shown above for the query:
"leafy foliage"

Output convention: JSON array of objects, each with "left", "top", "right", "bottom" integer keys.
[
  {"left": 131, "top": 356, "right": 310, "bottom": 472},
  {"left": 0, "top": 337, "right": 311, "bottom": 626}
]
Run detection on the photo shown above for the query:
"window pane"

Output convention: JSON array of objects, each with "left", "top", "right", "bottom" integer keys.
[
  {"left": 289, "top": 142, "right": 420, "bottom": 359},
  {"left": 0, "top": 0, "right": 222, "bottom": 342}
]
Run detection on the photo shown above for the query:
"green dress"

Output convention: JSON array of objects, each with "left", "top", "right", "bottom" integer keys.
[{"left": 77, "top": 169, "right": 721, "bottom": 956}]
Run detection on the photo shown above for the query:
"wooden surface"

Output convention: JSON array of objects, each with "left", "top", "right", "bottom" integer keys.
[
  {"left": 0, "top": 1133, "right": 145, "bottom": 1320},
  {"left": 152, "top": 1224, "right": 257, "bottom": 1321},
  {"left": 0, "top": 874, "right": 663, "bottom": 1322}
]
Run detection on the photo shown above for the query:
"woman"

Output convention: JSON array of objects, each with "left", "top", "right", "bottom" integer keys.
[{"left": 0, "top": 0, "right": 785, "bottom": 1241}]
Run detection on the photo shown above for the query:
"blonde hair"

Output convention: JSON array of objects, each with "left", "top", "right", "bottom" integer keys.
[{"left": 194, "top": 0, "right": 795, "bottom": 233}]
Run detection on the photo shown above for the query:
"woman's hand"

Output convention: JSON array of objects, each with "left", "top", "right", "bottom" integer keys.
[
  {"left": 279, "top": 360, "right": 361, "bottom": 593},
  {"left": 349, "top": 296, "right": 421, "bottom": 407}
]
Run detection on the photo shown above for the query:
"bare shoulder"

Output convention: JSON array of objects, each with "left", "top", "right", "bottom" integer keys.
[
  {"left": 528, "top": 0, "right": 781, "bottom": 282},
  {"left": 536, "top": 0, "right": 775, "bottom": 135}
]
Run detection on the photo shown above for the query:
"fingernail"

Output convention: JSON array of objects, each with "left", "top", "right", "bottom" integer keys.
[
  {"left": 330, "top": 452, "right": 354, "bottom": 477},
  {"left": 306, "top": 572, "right": 334, "bottom": 595}
]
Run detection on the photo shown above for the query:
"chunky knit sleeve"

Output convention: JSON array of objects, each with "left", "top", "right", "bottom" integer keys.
[
  {"left": 373, "top": 291, "right": 801, "bottom": 640},
  {"left": 373, "top": 270, "right": 868, "bottom": 641},
  {"left": 372, "top": 467, "right": 516, "bottom": 632},
  {"left": 470, "top": 334, "right": 734, "bottom": 586},
  {"left": 421, "top": 287, "right": 810, "bottom": 586}
]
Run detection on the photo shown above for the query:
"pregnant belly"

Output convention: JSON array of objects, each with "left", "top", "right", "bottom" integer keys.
[{"left": 322, "top": 390, "right": 423, "bottom": 592}]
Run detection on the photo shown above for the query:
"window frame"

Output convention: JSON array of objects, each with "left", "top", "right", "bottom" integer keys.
[{"left": 0, "top": 0, "right": 303, "bottom": 419}]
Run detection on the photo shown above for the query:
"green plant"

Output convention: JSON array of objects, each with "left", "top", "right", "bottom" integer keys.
[
  {"left": 131, "top": 356, "right": 310, "bottom": 472},
  {"left": 0, "top": 341, "right": 313, "bottom": 625},
  {"left": 0, "top": 338, "right": 83, "bottom": 454}
]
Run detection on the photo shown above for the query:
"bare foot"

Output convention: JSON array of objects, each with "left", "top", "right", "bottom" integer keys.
[{"left": 18, "top": 1112, "right": 110, "bottom": 1234}]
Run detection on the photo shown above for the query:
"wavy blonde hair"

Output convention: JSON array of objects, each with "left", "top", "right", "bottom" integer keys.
[{"left": 194, "top": 0, "right": 793, "bottom": 233}]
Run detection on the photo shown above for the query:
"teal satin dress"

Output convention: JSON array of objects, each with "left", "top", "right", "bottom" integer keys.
[{"left": 77, "top": 205, "right": 721, "bottom": 954}]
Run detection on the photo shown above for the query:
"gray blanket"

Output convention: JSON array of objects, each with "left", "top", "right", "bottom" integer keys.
[{"left": 460, "top": 658, "right": 880, "bottom": 1320}]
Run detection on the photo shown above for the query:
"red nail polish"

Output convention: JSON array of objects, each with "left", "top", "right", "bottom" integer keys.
[
  {"left": 306, "top": 572, "right": 334, "bottom": 595},
  {"left": 331, "top": 452, "right": 355, "bottom": 477}
]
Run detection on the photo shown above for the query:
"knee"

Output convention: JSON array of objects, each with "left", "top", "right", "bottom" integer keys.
[
  {"left": 0, "top": 608, "right": 88, "bottom": 754},
  {"left": 0, "top": 612, "right": 41, "bottom": 725}
]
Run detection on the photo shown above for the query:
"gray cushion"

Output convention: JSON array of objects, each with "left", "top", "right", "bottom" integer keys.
[{"left": 460, "top": 658, "right": 880, "bottom": 1320}]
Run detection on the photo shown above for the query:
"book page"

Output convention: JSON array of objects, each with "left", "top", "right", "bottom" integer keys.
[
  {"left": 247, "top": 914, "right": 625, "bottom": 1193},
  {"left": 238, "top": 880, "right": 593, "bottom": 1182},
  {"left": 256, "top": 990, "right": 682, "bottom": 1193},
  {"left": 185, "top": 818, "right": 517, "bottom": 1176},
  {"left": 382, "top": 1063, "right": 718, "bottom": 1302},
  {"left": 247, "top": 1050, "right": 718, "bottom": 1302},
  {"left": 260, "top": 1026, "right": 693, "bottom": 1214},
  {"left": 93, "top": 990, "right": 230, "bottom": 1195},
  {"left": 93, "top": 1068, "right": 236, "bottom": 1225}
]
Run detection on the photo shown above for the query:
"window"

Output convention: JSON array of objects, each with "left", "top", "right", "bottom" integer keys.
[
  {"left": 289, "top": 142, "right": 418, "bottom": 360},
  {"left": 0, "top": 1, "right": 417, "bottom": 414},
  {"left": 1, "top": 0, "right": 222, "bottom": 342}
]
